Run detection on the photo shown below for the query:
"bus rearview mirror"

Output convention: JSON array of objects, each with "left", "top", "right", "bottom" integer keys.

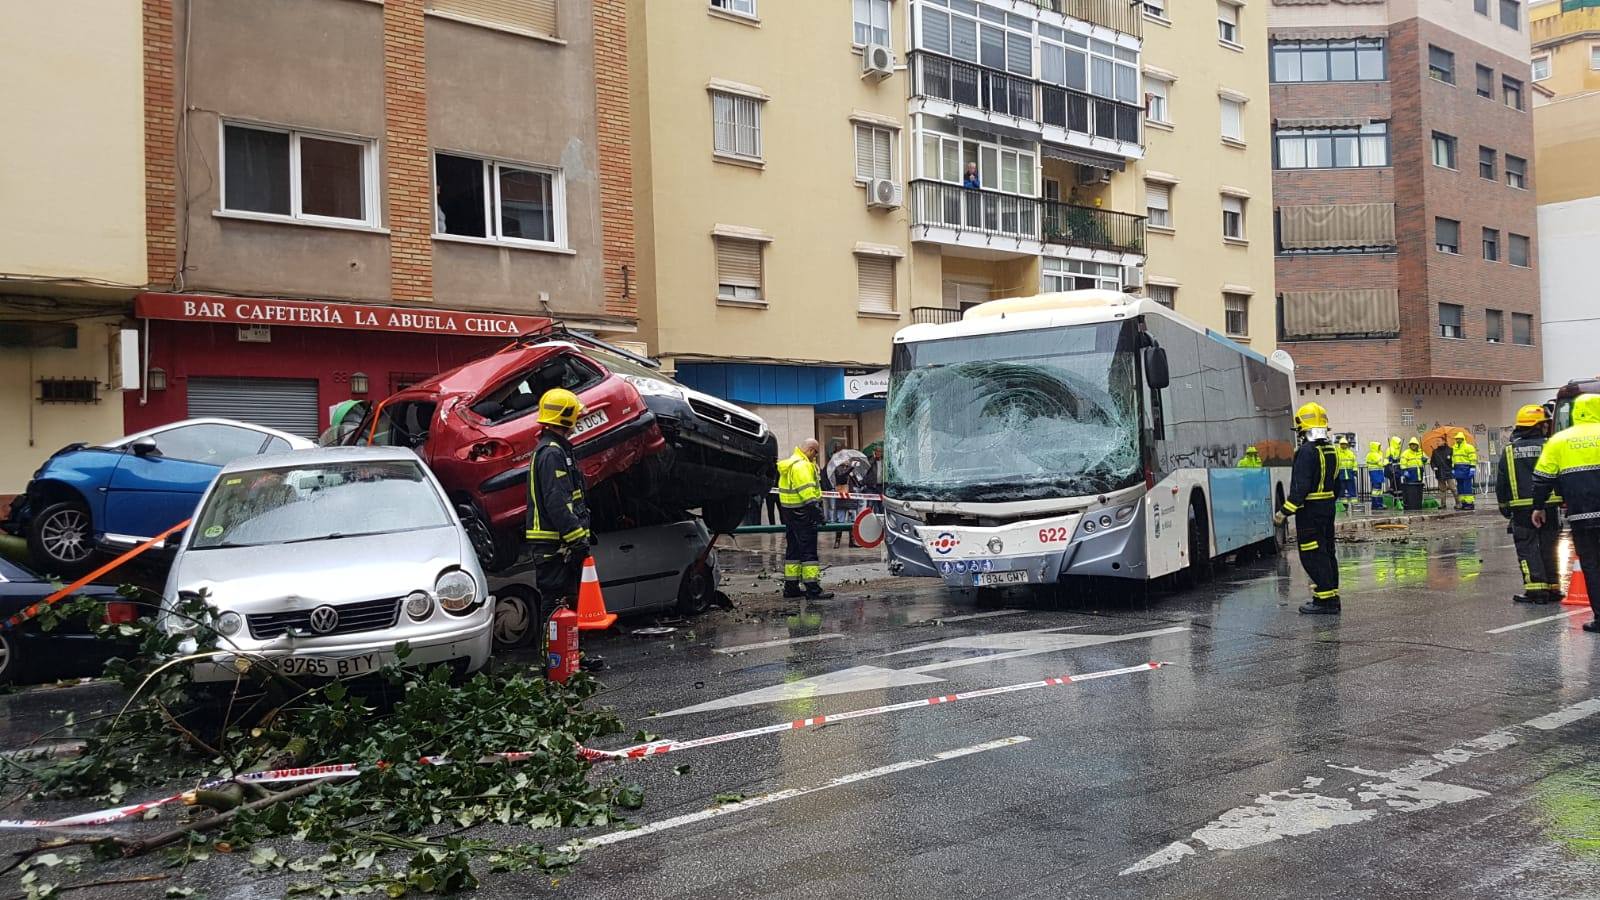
[{"left": 1145, "top": 346, "right": 1170, "bottom": 390}]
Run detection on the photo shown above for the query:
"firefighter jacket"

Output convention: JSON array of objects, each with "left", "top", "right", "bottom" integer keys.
[
  {"left": 1534, "top": 415, "right": 1600, "bottom": 529},
  {"left": 777, "top": 449, "right": 823, "bottom": 509},
  {"left": 1335, "top": 445, "right": 1358, "bottom": 474},
  {"left": 1281, "top": 440, "right": 1339, "bottom": 516},
  {"left": 1497, "top": 427, "right": 1558, "bottom": 522},
  {"left": 524, "top": 432, "right": 591, "bottom": 552},
  {"left": 1452, "top": 440, "right": 1479, "bottom": 467},
  {"left": 1400, "top": 447, "right": 1427, "bottom": 481}
]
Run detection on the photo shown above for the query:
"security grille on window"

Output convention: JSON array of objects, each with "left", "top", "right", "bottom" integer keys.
[
  {"left": 1439, "top": 303, "right": 1464, "bottom": 339},
  {"left": 1222, "top": 196, "right": 1245, "bottom": 239},
  {"left": 1479, "top": 146, "right": 1497, "bottom": 180},
  {"left": 710, "top": 0, "right": 755, "bottom": 17},
  {"left": 1270, "top": 39, "right": 1385, "bottom": 83},
  {"left": 712, "top": 91, "right": 763, "bottom": 161},
  {"left": 1436, "top": 217, "right": 1460, "bottom": 253},
  {"left": 1500, "top": 0, "right": 1520, "bottom": 29},
  {"left": 919, "top": 2, "right": 1035, "bottom": 78},
  {"left": 1220, "top": 98, "right": 1244, "bottom": 141},
  {"left": 1503, "top": 75, "right": 1524, "bottom": 110},
  {"left": 1428, "top": 45, "right": 1455, "bottom": 83},
  {"left": 222, "top": 123, "right": 373, "bottom": 225},
  {"left": 854, "top": 0, "right": 890, "bottom": 47},
  {"left": 1217, "top": 2, "right": 1240, "bottom": 45},
  {"left": 1483, "top": 227, "right": 1500, "bottom": 261},
  {"left": 1486, "top": 308, "right": 1504, "bottom": 342},
  {"left": 856, "top": 254, "right": 897, "bottom": 313},
  {"left": 1146, "top": 183, "right": 1172, "bottom": 228},
  {"left": 1037, "top": 27, "right": 1139, "bottom": 106},
  {"left": 1275, "top": 123, "right": 1389, "bottom": 168},
  {"left": 1476, "top": 64, "right": 1494, "bottom": 97},
  {"left": 1041, "top": 258, "right": 1122, "bottom": 292},
  {"left": 716, "top": 237, "right": 764, "bottom": 302},
  {"left": 434, "top": 153, "right": 563, "bottom": 246},
  {"left": 37, "top": 379, "right": 98, "bottom": 404},
  {"left": 1513, "top": 313, "right": 1533, "bottom": 345},
  {"left": 1506, "top": 155, "right": 1527, "bottom": 189},
  {"left": 1224, "top": 293, "right": 1248, "bottom": 337},
  {"left": 1509, "top": 233, "right": 1530, "bottom": 267},
  {"left": 1532, "top": 56, "right": 1551, "bottom": 81},
  {"left": 1146, "top": 79, "right": 1170, "bottom": 124},
  {"left": 1148, "top": 285, "right": 1175, "bottom": 308},
  {"left": 854, "top": 124, "right": 895, "bottom": 182},
  {"left": 1431, "top": 132, "right": 1457, "bottom": 169}
]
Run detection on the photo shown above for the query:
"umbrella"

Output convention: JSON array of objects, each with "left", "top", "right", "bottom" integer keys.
[
  {"left": 863, "top": 441, "right": 883, "bottom": 457},
  {"left": 826, "top": 449, "right": 870, "bottom": 485},
  {"left": 1420, "top": 425, "right": 1473, "bottom": 457}
]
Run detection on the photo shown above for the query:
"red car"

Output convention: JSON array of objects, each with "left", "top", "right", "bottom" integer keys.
[{"left": 360, "top": 341, "right": 667, "bottom": 571}]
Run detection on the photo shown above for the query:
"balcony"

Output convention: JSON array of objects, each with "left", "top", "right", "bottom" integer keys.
[
  {"left": 1027, "top": 0, "right": 1144, "bottom": 38},
  {"left": 910, "top": 180, "right": 1146, "bottom": 258},
  {"left": 910, "top": 306, "right": 965, "bottom": 325},
  {"left": 910, "top": 52, "right": 1143, "bottom": 160}
]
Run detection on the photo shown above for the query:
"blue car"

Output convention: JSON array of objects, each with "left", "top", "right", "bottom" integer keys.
[{"left": 3, "top": 418, "right": 313, "bottom": 576}]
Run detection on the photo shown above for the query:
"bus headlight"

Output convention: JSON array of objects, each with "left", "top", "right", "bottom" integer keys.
[{"left": 1115, "top": 505, "right": 1135, "bottom": 522}]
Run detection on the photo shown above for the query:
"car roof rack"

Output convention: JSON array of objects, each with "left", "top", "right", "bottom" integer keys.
[{"left": 513, "top": 323, "right": 662, "bottom": 370}]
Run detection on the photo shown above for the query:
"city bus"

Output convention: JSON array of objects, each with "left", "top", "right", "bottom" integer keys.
[{"left": 882, "top": 289, "right": 1297, "bottom": 595}]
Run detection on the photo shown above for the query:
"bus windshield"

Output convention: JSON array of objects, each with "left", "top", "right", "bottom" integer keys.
[{"left": 886, "top": 320, "right": 1141, "bottom": 503}]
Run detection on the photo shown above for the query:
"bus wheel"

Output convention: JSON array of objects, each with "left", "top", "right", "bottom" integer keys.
[{"left": 1184, "top": 496, "right": 1212, "bottom": 586}]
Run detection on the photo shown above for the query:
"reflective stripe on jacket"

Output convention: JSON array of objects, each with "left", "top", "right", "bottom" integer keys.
[
  {"left": 1498, "top": 430, "right": 1559, "bottom": 518},
  {"left": 1336, "top": 446, "right": 1357, "bottom": 473},
  {"left": 1282, "top": 440, "right": 1339, "bottom": 514},
  {"left": 777, "top": 449, "right": 822, "bottom": 508},
  {"left": 1534, "top": 422, "right": 1600, "bottom": 527},
  {"left": 525, "top": 432, "right": 592, "bottom": 547}
]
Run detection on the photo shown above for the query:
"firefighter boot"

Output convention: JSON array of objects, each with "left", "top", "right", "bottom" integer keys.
[
  {"left": 782, "top": 581, "right": 804, "bottom": 599},
  {"left": 804, "top": 583, "right": 835, "bottom": 600},
  {"left": 1298, "top": 599, "right": 1341, "bottom": 615}
]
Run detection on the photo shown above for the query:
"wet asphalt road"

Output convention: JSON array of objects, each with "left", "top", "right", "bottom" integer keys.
[{"left": 13, "top": 515, "right": 1600, "bottom": 899}]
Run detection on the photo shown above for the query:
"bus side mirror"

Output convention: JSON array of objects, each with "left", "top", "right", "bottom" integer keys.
[{"left": 1144, "top": 346, "right": 1170, "bottom": 390}]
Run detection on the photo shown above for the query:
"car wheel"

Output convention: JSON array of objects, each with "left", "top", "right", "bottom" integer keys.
[
  {"left": 28, "top": 500, "right": 95, "bottom": 576},
  {"left": 0, "top": 631, "right": 17, "bottom": 686},
  {"left": 676, "top": 563, "right": 715, "bottom": 615},
  {"left": 493, "top": 585, "right": 541, "bottom": 652},
  {"left": 457, "top": 501, "right": 505, "bottom": 572}
]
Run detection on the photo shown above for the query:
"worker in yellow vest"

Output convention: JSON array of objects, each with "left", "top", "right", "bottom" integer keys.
[
  {"left": 1451, "top": 431, "right": 1479, "bottom": 510},
  {"left": 1364, "top": 441, "right": 1387, "bottom": 512},
  {"left": 1238, "top": 446, "right": 1262, "bottom": 468},
  {"left": 777, "top": 439, "right": 833, "bottom": 599},
  {"left": 1335, "top": 436, "right": 1358, "bottom": 499}
]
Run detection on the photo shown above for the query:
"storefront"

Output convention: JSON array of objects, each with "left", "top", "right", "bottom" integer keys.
[
  {"left": 672, "top": 362, "right": 889, "bottom": 459},
  {"left": 127, "top": 293, "right": 549, "bottom": 438}
]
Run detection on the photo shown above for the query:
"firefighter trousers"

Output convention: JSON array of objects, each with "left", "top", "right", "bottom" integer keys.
[
  {"left": 781, "top": 504, "right": 822, "bottom": 584},
  {"left": 1511, "top": 514, "right": 1562, "bottom": 600},
  {"left": 1295, "top": 507, "right": 1339, "bottom": 603}
]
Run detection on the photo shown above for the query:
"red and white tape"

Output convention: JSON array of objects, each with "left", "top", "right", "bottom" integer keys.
[{"left": 0, "top": 661, "right": 1164, "bottom": 829}]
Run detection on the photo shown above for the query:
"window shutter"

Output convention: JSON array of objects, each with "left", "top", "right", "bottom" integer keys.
[
  {"left": 716, "top": 238, "right": 763, "bottom": 294},
  {"left": 1281, "top": 289, "right": 1400, "bottom": 338},
  {"left": 1279, "top": 203, "right": 1395, "bottom": 249},
  {"left": 857, "top": 255, "right": 896, "bottom": 313},
  {"left": 873, "top": 128, "right": 892, "bottom": 180},
  {"left": 1221, "top": 99, "right": 1242, "bottom": 138},
  {"left": 427, "top": 0, "right": 557, "bottom": 37},
  {"left": 1147, "top": 184, "right": 1170, "bottom": 213},
  {"left": 855, "top": 126, "right": 874, "bottom": 181},
  {"left": 1222, "top": 196, "right": 1244, "bottom": 216}
]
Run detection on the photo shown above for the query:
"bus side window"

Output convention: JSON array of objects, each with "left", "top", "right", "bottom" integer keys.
[{"left": 1149, "top": 383, "right": 1166, "bottom": 441}]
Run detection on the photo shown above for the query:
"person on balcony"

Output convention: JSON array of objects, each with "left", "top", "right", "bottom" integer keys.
[{"left": 962, "top": 162, "right": 981, "bottom": 189}]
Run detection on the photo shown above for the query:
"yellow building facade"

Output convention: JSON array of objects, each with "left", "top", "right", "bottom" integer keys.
[{"left": 1531, "top": 0, "right": 1600, "bottom": 98}]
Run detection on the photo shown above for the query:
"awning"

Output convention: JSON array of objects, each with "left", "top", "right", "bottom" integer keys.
[
  {"left": 1279, "top": 203, "right": 1395, "bottom": 249},
  {"left": 1274, "top": 116, "right": 1371, "bottom": 129},
  {"left": 1041, "top": 143, "right": 1127, "bottom": 172},
  {"left": 1281, "top": 289, "right": 1400, "bottom": 338},
  {"left": 1270, "top": 26, "right": 1388, "bottom": 39}
]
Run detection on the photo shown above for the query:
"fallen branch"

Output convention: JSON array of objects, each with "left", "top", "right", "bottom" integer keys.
[
  {"left": 154, "top": 699, "right": 220, "bottom": 759},
  {"left": 3, "top": 873, "right": 168, "bottom": 900},
  {"left": 118, "top": 778, "right": 329, "bottom": 858}
]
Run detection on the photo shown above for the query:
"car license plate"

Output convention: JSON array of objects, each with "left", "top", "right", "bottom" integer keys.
[
  {"left": 975, "top": 571, "right": 1030, "bottom": 587},
  {"left": 571, "top": 409, "right": 610, "bottom": 437},
  {"left": 269, "top": 653, "right": 380, "bottom": 678}
]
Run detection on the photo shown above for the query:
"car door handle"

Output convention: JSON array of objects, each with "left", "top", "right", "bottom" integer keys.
[{"left": 618, "top": 544, "right": 634, "bottom": 552}]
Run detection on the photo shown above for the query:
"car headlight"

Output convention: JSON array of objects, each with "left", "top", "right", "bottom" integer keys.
[
  {"left": 623, "top": 375, "right": 684, "bottom": 399},
  {"left": 215, "top": 611, "right": 243, "bottom": 637},
  {"left": 405, "top": 590, "right": 434, "bottom": 621},
  {"left": 435, "top": 571, "right": 476, "bottom": 613}
]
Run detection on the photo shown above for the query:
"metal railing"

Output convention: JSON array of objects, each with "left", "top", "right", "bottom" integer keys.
[
  {"left": 910, "top": 306, "right": 964, "bottom": 325},
  {"left": 912, "top": 53, "right": 1142, "bottom": 147},
  {"left": 1029, "top": 0, "right": 1145, "bottom": 38},
  {"left": 911, "top": 180, "right": 1146, "bottom": 254}
]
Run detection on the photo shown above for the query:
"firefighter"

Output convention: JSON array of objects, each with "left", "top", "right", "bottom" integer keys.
[
  {"left": 523, "top": 388, "right": 593, "bottom": 611},
  {"left": 1335, "top": 436, "right": 1358, "bottom": 499},
  {"left": 1498, "top": 404, "right": 1562, "bottom": 604},
  {"left": 1274, "top": 402, "right": 1341, "bottom": 615},
  {"left": 1365, "top": 440, "right": 1387, "bottom": 512},
  {"left": 1452, "top": 431, "right": 1479, "bottom": 509},
  {"left": 1533, "top": 394, "right": 1600, "bottom": 631},
  {"left": 1238, "top": 446, "right": 1262, "bottom": 468},
  {"left": 778, "top": 438, "right": 834, "bottom": 599}
]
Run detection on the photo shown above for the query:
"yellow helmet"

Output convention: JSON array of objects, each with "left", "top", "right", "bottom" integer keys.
[
  {"left": 1244, "top": 445, "right": 1259, "bottom": 455},
  {"left": 537, "top": 388, "right": 585, "bottom": 429},
  {"left": 1337, "top": 435, "right": 1349, "bottom": 445},
  {"left": 1515, "top": 404, "right": 1548, "bottom": 427},
  {"left": 1293, "top": 402, "right": 1329, "bottom": 431}
]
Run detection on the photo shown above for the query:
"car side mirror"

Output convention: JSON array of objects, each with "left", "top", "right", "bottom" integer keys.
[
  {"left": 1144, "top": 346, "right": 1170, "bottom": 391},
  {"left": 131, "top": 438, "right": 160, "bottom": 457}
]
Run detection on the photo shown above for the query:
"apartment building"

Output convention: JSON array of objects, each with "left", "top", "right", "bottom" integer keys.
[
  {"left": 1269, "top": 0, "right": 1540, "bottom": 448},
  {"left": 0, "top": 2, "right": 147, "bottom": 494},
  {"left": 128, "top": 0, "right": 635, "bottom": 437}
]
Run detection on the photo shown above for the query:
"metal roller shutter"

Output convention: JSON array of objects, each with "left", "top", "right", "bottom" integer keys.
[
  {"left": 426, "top": 0, "right": 557, "bottom": 38},
  {"left": 187, "top": 377, "right": 320, "bottom": 439}
]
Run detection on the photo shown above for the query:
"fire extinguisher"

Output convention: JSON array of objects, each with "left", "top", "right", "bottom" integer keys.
[{"left": 547, "top": 604, "right": 580, "bottom": 684}]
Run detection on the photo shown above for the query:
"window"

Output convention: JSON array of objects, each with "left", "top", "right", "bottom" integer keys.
[
  {"left": 1509, "top": 233, "right": 1530, "bottom": 267},
  {"left": 1270, "top": 38, "right": 1386, "bottom": 83},
  {"left": 432, "top": 0, "right": 556, "bottom": 36},
  {"left": 1038, "top": 29, "right": 1138, "bottom": 105},
  {"left": 1435, "top": 217, "right": 1460, "bottom": 253},
  {"left": 1431, "top": 132, "right": 1457, "bottom": 169},
  {"left": 1479, "top": 146, "right": 1496, "bottom": 180},
  {"left": 1275, "top": 123, "right": 1389, "bottom": 168},
  {"left": 1476, "top": 64, "right": 1494, "bottom": 98},
  {"left": 1146, "top": 79, "right": 1171, "bottom": 125},
  {"left": 712, "top": 91, "right": 763, "bottom": 161},
  {"left": 853, "top": 0, "right": 890, "bottom": 47},
  {"left": 1222, "top": 195, "right": 1246, "bottom": 240},
  {"left": 1513, "top": 313, "right": 1533, "bottom": 345},
  {"left": 37, "top": 379, "right": 97, "bottom": 404},
  {"left": 1218, "top": 2, "right": 1240, "bottom": 45},
  {"left": 1532, "top": 55, "right": 1551, "bottom": 81},
  {"left": 153, "top": 424, "right": 272, "bottom": 466},
  {"left": 1224, "top": 293, "right": 1249, "bottom": 337},
  {"left": 856, "top": 254, "right": 897, "bottom": 313},
  {"left": 434, "top": 153, "right": 564, "bottom": 247},
  {"left": 1144, "top": 0, "right": 1167, "bottom": 18},
  {"left": 1041, "top": 258, "right": 1122, "bottom": 292},
  {"left": 221, "top": 123, "right": 374, "bottom": 225},
  {"left": 920, "top": 2, "right": 1036, "bottom": 78},
  {"left": 1482, "top": 227, "right": 1500, "bottom": 261},
  {"left": 1506, "top": 155, "right": 1527, "bottom": 189},
  {"left": 1592, "top": 44, "right": 1600, "bottom": 69},
  {"left": 1500, "top": 0, "right": 1520, "bottom": 29},
  {"left": 710, "top": 0, "right": 755, "bottom": 17},
  {"left": 854, "top": 124, "right": 896, "bottom": 182},
  {"left": 715, "top": 236, "right": 764, "bottom": 302},
  {"left": 1439, "top": 303, "right": 1464, "bottom": 339},
  {"left": 1146, "top": 182, "right": 1172, "bottom": 228},
  {"left": 1475, "top": 0, "right": 1489, "bottom": 14},
  {"left": 1220, "top": 97, "right": 1244, "bottom": 142},
  {"left": 1503, "top": 75, "right": 1524, "bottom": 110},
  {"left": 1429, "top": 45, "right": 1455, "bottom": 83},
  {"left": 1486, "top": 308, "right": 1504, "bottom": 342},
  {"left": 1148, "top": 285, "right": 1175, "bottom": 308}
]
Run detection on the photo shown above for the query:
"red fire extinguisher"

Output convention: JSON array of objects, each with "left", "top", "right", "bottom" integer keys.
[{"left": 547, "top": 605, "right": 580, "bottom": 684}]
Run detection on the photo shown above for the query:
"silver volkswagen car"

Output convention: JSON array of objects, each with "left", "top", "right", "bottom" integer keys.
[{"left": 161, "top": 446, "right": 492, "bottom": 683}]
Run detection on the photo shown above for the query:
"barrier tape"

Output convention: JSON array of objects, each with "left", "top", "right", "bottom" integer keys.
[
  {"left": 0, "top": 661, "right": 1164, "bottom": 830},
  {"left": 2, "top": 519, "right": 191, "bottom": 633}
]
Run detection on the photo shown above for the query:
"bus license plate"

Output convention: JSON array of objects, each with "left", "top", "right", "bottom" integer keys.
[{"left": 975, "top": 571, "right": 1029, "bottom": 587}]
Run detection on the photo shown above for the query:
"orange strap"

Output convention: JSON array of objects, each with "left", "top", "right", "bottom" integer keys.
[{"left": 2, "top": 518, "right": 191, "bottom": 632}]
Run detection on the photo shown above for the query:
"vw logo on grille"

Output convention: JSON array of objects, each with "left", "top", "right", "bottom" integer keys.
[{"left": 308, "top": 605, "right": 340, "bottom": 634}]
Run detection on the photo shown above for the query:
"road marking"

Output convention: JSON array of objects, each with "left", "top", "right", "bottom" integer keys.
[
  {"left": 714, "top": 633, "right": 845, "bottom": 654},
  {"left": 574, "top": 736, "right": 1032, "bottom": 849},
  {"left": 1485, "top": 609, "right": 1588, "bottom": 634},
  {"left": 926, "top": 610, "right": 1026, "bottom": 625},
  {"left": 1121, "top": 694, "right": 1600, "bottom": 876}
]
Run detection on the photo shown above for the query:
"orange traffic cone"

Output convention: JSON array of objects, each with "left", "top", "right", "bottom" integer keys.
[
  {"left": 575, "top": 556, "right": 617, "bottom": 631},
  {"left": 1563, "top": 553, "right": 1590, "bottom": 607}
]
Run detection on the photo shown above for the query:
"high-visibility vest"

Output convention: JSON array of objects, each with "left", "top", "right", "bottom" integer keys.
[
  {"left": 777, "top": 449, "right": 822, "bottom": 508},
  {"left": 1452, "top": 441, "right": 1479, "bottom": 466},
  {"left": 1535, "top": 421, "right": 1600, "bottom": 525}
]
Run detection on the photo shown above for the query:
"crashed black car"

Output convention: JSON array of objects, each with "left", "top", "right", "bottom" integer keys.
[{"left": 0, "top": 557, "right": 139, "bottom": 685}]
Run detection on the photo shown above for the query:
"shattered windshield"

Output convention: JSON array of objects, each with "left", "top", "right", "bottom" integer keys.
[
  {"left": 190, "top": 460, "right": 451, "bottom": 549},
  {"left": 885, "top": 320, "right": 1141, "bottom": 503}
]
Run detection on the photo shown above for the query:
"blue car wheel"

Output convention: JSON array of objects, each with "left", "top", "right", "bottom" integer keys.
[{"left": 27, "top": 500, "right": 95, "bottom": 576}]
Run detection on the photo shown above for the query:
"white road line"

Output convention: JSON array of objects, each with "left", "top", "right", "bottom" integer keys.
[
  {"left": 927, "top": 610, "right": 1027, "bottom": 625},
  {"left": 1484, "top": 609, "right": 1588, "bottom": 634},
  {"left": 714, "top": 633, "right": 845, "bottom": 654},
  {"left": 574, "top": 736, "right": 1032, "bottom": 849}
]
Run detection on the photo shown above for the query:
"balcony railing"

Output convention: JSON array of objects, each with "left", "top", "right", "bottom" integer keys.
[
  {"left": 912, "top": 53, "right": 1142, "bottom": 148},
  {"left": 910, "top": 180, "right": 1146, "bottom": 254},
  {"left": 910, "top": 306, "right": 965, "bottom": 325},
  {"left": 1028, "top": 0, "right": 1144, "bottom": 38}
]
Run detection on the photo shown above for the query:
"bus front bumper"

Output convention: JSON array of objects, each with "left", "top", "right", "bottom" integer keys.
[{"left": 902, "top": 502, "right": 1145, "bottom": 588}]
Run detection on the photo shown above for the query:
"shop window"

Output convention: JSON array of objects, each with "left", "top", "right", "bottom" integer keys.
[{"left": 434, "top": 153, "right": 565, "bottom": 248}]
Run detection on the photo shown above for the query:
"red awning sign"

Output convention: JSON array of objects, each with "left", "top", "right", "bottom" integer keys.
[{"left": 134, "top": 292, "right": 548, "bottom": 338}]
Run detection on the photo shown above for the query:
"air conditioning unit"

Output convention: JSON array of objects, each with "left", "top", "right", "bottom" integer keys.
[
  {"left": 867, "top": 178, "right": 903, "bottom": 209},
  {"left": 1077, "top": 165, "right": 1111, "bottom": 186},
  {"left": 862, "top": 44, "right": 895, "bottom": 80},
  {"left": 1123, "top": 266, "right": 1145, "bottom": 290}
]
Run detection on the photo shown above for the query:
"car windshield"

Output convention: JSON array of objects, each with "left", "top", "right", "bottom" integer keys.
[
  {"left": 585, "top": 346, "right": 669, "bottom": 383},
  {"left": 189, "top": 460, "right": 451, "bottom": 549},
  {"left": 885, "top": 320, "right": 1142, "bottom": 503}
]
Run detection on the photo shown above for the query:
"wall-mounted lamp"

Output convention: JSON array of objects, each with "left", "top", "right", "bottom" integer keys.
[
  {"left": 350, "top": 372, "right": 369, "bottom": 395},
  {"left": 147, "top": 367, "right": 168, "bottom": 391}
]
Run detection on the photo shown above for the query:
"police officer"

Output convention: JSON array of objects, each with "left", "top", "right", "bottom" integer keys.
[
  {"left": 1533, "top": 394, "right": 1600, "bottom": 631},
  {"left": 778, "top": 438, "right": 834, "bottom": 599},
  {"left": 1498, "top": 404, "right": 1561, "bottom": 605},
  {"left": 1365, "top": 440, "right": 1387, "bottom": 512},
  {"left": 1452, "top": 431, "right": 1479, "bottom": 510},
  {"left": 523, "top": 388, "right": 593, "bottom": 611},
  {"left": 1238, "top": 445, "right": 1262, "bottom": 468},
  {"left": 1274, "top": 402, "right": 1341, "bottom": 615}
]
